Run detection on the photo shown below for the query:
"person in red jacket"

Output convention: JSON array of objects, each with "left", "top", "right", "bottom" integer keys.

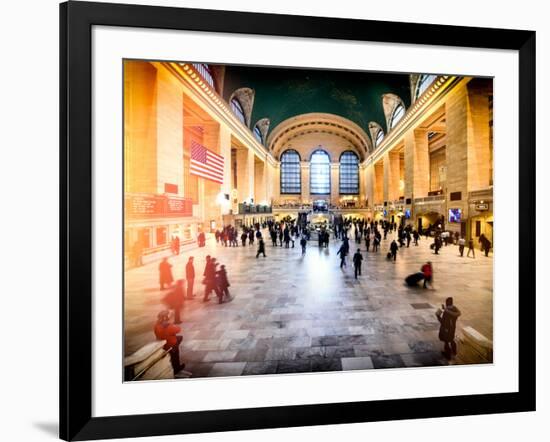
[
  {"left": 154, "top": 310, "right": 184, "bottom": 373},
  {"left": 421, "top": 261, "right": 433, "bottom": 289}
]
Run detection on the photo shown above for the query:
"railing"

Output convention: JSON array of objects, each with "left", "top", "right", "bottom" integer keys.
[
  {"left": 414, "top": 194, "right": 445, "bottom": 204},
  {"left": 469, "top": 187, "right": 493, "bottom": 200},
  {"left": 237, "top": 204, "right": 272, "bottom": 214}
]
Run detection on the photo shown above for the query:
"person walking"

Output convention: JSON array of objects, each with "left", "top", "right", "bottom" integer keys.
[
  {"left": 479, "top": 233, "right": 491, "bottom": 257},
  {"left": 216, "top": 264, "right": 231, "bottom": 303},
  {"left": 421, "top": 261, "right": 433, "bottom": 289},
  {"left": 390, "top": 239, "right": 398, "bottom": 261},
  {"left": 365, "top": 233, "right": 370, "bottom": 252},
  {"left": 435, "top": 297, "right": 461, "bottom": 359},
  {"left": 300, "top": 236, "right": 307, "bottom": 255},
  {"left": 337, "top": 243, "right": 348, "bottom": 268},
  {"left": 203, "top": 257, "right": 220, "bottom": 302},
  {"left": 185, "top": 257, "right": 195, "bottom": 299},
  {"left": 353, "top": 249, "right": 363, "bottom": 279},
  {"left": 413, "top": 230, "right": 419, "bottom": 246},
  {"left": 458, "top": 237, "right": 466, "bottom": 257},
  {"left": 467, "top": 238, "right": 475, "bottom": 258},
  {"left": 163, "top": 279, "right": 185, "bottom": 323},
  {"left": 373, "top": 234, "right": 380, "bottom": 252},
  {"left": 158, "top": 257, "right": 174, "bottom": 290},
  {"left": 433, "top": 235, "right": 442, "bottom": 255},
  {"left": 256, "top": 238, "right": 266, "bottom": 258}
]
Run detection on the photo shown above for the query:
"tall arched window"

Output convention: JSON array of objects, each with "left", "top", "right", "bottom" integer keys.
[
  {"left": 280, "top": 150, "right": 301, "bottom": 194},
  {"left": 339, "top": 151, "right": 359, "bottom": 194},
  {"left": 415, "top": 74, "right": 437, "bottom": 100},
  {"left": 375, "top": 129, "right": 385, "bottom": 147},
  {"left": 253, "top": 125, "right": 263, "bottom": 144},
  {"left": 192, "top": 63, "right": 217, "bottom": 91},
  {"left": 310, "top": 149, "right": 331, "bottom": 195},
  {"left": 389, "top": 103, "right": 405, "bottom": 130},
  {"left": 230, "top": 98, "right": 246, "bottom": 125}
]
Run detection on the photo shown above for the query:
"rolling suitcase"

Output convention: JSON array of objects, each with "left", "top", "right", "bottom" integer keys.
[{"left": 405, "top": 272, "right": 424, "bottom": 286}]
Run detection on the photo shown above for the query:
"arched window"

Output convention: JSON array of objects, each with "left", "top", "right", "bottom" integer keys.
[
  {"left": 375, "top": 129, "right": 385, "bottom": 147},
  {"left": 310, "top": 149, "right": 331, "bottom": 195},
  {"left": 253, "top": 125, "right": 263, "bottom": 144},
  {"left": 192, "top": 63, "right": 217, "bottom": 91},
  {"left": 389, "top": 103, "right": 405, "bottom": 130},
  {"left": 339, "top": 151, "right": 359, "bottom": 194},
  {"left": 230, "top": 98, "right": 246, "bottom": 125},
  {"left": 415, "top": 74, "right": 437, "bottom": 100},
  {"left": 280, "top": 150, "right": 301, "bottom": 194}
]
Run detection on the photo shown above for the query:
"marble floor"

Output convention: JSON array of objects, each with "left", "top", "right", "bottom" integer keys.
[{"left": 124, "top": 229, "right": 493, "bottom": 378}]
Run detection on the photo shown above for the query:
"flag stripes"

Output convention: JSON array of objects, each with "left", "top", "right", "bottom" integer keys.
[{"left": 190, "top": 140, "right": 224, "bottom": 184}]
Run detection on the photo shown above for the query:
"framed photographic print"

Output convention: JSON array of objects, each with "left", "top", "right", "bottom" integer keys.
[{"left": 60, "top": 1, "right": 536, "bottom": 440}]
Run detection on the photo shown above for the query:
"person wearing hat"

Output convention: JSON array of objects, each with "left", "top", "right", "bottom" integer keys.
[{"left": 154, "top": 310, "right": 184, "bottom": 373}]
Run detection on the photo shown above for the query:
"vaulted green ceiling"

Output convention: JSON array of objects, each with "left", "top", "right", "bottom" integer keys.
[{"left": 220, "top": 64, "right": 412, "bottom": 136}]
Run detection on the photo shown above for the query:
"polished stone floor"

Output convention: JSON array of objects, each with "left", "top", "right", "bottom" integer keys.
[{"left": 124, "top": 229, "right": 493, "bottom": 378}]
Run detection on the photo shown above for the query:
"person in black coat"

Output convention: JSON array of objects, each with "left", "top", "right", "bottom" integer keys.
[
  {"left": 300, "top": 237, "right": 307, "bottom": 255},
  {"left": 337, "top": 244, "right": 348, "bottom": 268},
  {"left": 435, "top": 297, "right": 462, "bottom": 359},
  {"left": 390, "top": 240, "right": 398, "bottom": 261},
  {"left": 352, "top": 249, "right": 363, "bottom": 279},
  {"left": 203, "top": 257, "right": 221, "bottom": 302},
  {"left": 216, "top": 264, "right": 231, "bottom": 303},
  {"left": 256, "top": 238, "right": 266, "bottom": 258}
]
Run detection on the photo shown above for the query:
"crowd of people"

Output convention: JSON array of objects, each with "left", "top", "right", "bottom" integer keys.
[{"left": 148, "top": 215, "right": 491, "bottom": 373}]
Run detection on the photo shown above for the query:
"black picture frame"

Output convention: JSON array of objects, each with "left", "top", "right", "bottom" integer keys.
[{"left": 60, "top": 1, "right": 536, "bottom": 440}]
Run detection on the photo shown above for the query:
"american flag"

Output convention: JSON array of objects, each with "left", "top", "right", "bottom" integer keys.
[{"left": 190, "top": 140, "right": 224, "bottom": 184}]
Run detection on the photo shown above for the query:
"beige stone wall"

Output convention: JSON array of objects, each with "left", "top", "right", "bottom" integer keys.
[
  {"left": 374, "top": 162, "right": 384, "bottom": 204},
  {"left": 383, "top": 151, "right": 401, "bottom": 202},
  {"left": 301, "top": 162, "right": 310, "bottom": 202},
  {"left": 404, "top": 129, "right": 430, "bottom": 200},
  {"left": 466, "top": 79, "right": 492, "bottom": 191},
  {"left": 155, "top": 66, "right": 184, "bottom": 195},
  {"left": 278, "top": 131, "right": 363, "bottom": 162},
  {"left": 124, "top": 61, "right": 158, "bottom": 194},
  {"left": 235, "top": 146, "right": 255, "bottom": 203}
]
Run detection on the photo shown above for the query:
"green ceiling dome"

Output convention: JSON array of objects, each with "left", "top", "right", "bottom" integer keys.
[{"left": 221, "top": 64, "right": 411, "bottom": 140}]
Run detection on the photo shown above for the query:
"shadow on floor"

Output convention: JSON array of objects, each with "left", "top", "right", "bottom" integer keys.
[{"left": 33, "top": 421, "right": 58, "bottom": 438}]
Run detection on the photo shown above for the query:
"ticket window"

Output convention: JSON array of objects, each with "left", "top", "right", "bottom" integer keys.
[
  {"left": 138, "top": 228, "right": 151, "bottom": 249},
  {"left": 156, "top": 226, "right": 167, "bottom": 246}
]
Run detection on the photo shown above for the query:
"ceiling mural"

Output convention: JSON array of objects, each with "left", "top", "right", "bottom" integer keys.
[{"left": 219, "top": 64, "right": 412, "bottom": 138}]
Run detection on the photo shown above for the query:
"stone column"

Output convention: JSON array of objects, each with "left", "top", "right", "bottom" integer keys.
[
  {"left": 218, "top": 126, "right": 232, "bottom": 201},
  {"left": 374, "top": 161, "right": 384, "bottom": 204},
  {"left": 404, "top": 128, "right": 430, "bottom": 200},
  {"left": 124, "top": 60, "right": 158, "bottom": 194},
  {"left": 359, "top": 163, "right": 367, "bottom": 205},
  {"left": 466, "top": 80, "right": 491, "bottom": 191},
  {"left": 236, "top": 147, "right": 255, "bottom": 203},
  {"left": 272, "top": 164, "right": 280, "bottom": 203},
  {"left": 254, "top": 158, "right": 267, "bottom": 204},
  {"left": 301, "top": 161, "right": 310, "bottom": 203},
  {"left": 330, "top": 163, "right": 339, "bottom": 204},
  {"left": 156, "top": 65, "right": 184, "bottom": 195},
  {"left": 365, "top": 163, "right": 374, "bottom": 207},
  {"left": 446, "top": 83, "right": 469, "bottom": 217},
  {"left": 384, "top": 150, "right": 401, "bottom": 202}
]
